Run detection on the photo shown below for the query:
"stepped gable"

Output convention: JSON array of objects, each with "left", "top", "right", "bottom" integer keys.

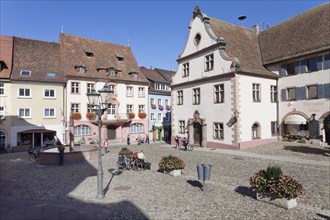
[
  {"left": 60, "top": 33, "right": 148, "bottom": 83},
  {"left": 259, "top": 2, "right": 330, "bottom": 64},
  {"left": 10, "top": 37, "right": 64, "bottom": 83}
]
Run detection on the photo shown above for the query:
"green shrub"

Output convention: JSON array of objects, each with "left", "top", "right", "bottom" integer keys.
[
  {"left": 266, "top": 165, "right": 283, "bottom": 180},
  {"left": 119, "top": 147, "right": 133, "bottom": 156}
]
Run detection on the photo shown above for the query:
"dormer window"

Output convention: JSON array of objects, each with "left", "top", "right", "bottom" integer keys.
[
  {"left": 116, "top": 54, "right": 124, "bottom": 61},
  {"left": 75, "top": 66, "right": 86, "bottom": 73},
  {"left": 108, "top": 67, "right": 116, "bottom": 77},
  {"left": 130, "top": 72, "right": 138, "bottom": 79},
  {"left": 46, "top": 72, "right": 57, "bottom": 78},
  {"left": 20, "top": 70, "right": 31, "bottom": 77},
  {"left": 85, "top": 50, "right": 94, "bottom": 58}
]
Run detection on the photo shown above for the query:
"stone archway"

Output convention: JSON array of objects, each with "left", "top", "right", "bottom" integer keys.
[{"left": 187, "top": 110, "right": 207, "bottom": 148}]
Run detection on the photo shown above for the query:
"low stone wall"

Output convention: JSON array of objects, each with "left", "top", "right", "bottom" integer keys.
[{"left": 39, "top": 145, "right": 98, "bottom": 165}]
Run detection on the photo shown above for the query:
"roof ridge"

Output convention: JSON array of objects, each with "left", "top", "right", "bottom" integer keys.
[
  {"left": 13, "top": 36, "right": 59, "bottom": 45},
  {"left": 209, "top": 17, "right": 253, "bottom": 32}
]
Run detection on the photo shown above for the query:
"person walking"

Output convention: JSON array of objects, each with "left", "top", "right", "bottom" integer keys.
[
  {"left": 145, "top": 133, "right": 150, "bottom": 144},
  {"left": 103, "top": 138, "right": 108, "bottom": 154},
  {"left": 175, "top": 135, "right": 180, "bottom": 149},
  {"left": 127, "top": 134, "right": 131, "bottom": 145}
]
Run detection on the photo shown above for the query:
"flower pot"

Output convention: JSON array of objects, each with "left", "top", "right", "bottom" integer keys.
[
  {"left": 169, "top": 169, "right": 182, "bottom": 177},
  {"left": 256, "top": 193, "right": 297, "bottom": 209}
]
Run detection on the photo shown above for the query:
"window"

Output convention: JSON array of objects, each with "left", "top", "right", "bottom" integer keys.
[
  {"left": 44, "top": 89, "right": 55, "bottom": 98},
  {"left": 150, "top": 98, "right": 155, "bottom": 105},
  {"left": 214, "top": 84, "right": 224, "bottom": 103},
  {"left": 193, "top": 88, "right": 200, "bottom": 105},
  {"left": 270, "top": 85, "right": 277, "bottom": 103},
  {"left": 307, "top": 58, "right": 317, "bottom": 72},
  {"left": 107, "top": 104, "right": 115, "bottom": 114},
  {"left": 252, "top": 83, "right": 261, "bottom": 102},
  {"left": 85, "top": 51, "right": 94, "bottom": 58},
  {"left": 158, "top": 113, "right": 162, "bottom": 121},
  {"left": 138, "top": 87, "right": 145, "bottom": 97},
  {"left": 307, "top": 85, "right": 318, "bottom": 99},
  {"left": 75, "top": 66, "right": 86, "bottom": 73},
  {"left": 87, "top": 83, "right": 94, "bottom": 94},
  {"left": 127, "top": 104, "right": 133, "bottom": 113},
  {"left": 252, "top": 123, "right": 260, "bottom": 139},
  {"left": 109, "top": 85, "right": 115, "bottom": 94},
  {"left": 183, "top": 63, "right": 189, "bottom": 77},
  {"left": 205, "top": 54, "right": 214, "bottom": 71},
  {"left": 71, "top": 82, "right": 79, "bottom": 94},
  {"left": 20, "top": 70, "right": 31, "bottom": 76},
  {"left": 0, "top": 131, "right": 5, "bottom": 148},
  {"left": 46, "top": 72, "right": 57, "bottom": 78},
  {"left": 18, "top": 108, "right": 31, "bottom": 118},
  {"left": 271, "top": 122, "right": 277, "bottom": 137},
  {"left": 155, "top": 83, "right": 161, "bottom": 90},
  {"left": 0, "top": 106, "right": 5, "bottom": 119},
  {"left": 116, "top": 54, "right": 124, "bottom": 61},
  {"left": 127, "top": 86, "right": 133, "bottom": 97},
  {"left": 194, "top": 33, "right": 201, "bottom": 45},
  {"left": 130, "top": 72, "right": 138, "bottom": 78},
  {"left": 158, "top": 99, "right": 162, "bottom": 105},
  {"left": 44, "top": 108, "right": 55, "bottom": 118},
  {"left": 108, "top": 68, "right": 116, "bottom": 76},
  {"left": 214, "top": 123, "right": 224, "bottom": 140},
  {"left": 324, "top": 53, "right": 330, "bottom": 69},
  {"left": 177, "top": 90, "right": 183, "bottom": 105},
  {"left": 286, "top": 63, "right": 295, "bottom": 75},
  {"left": 150, "top": 113, "right": 155, "bottom": 121},
  {"left": 71, "top": 104, "right": 79, "bottom": 113},
  {"left": 287, "top": 88, "right": 296, "bottom": 101},
  {"left": 130, "top": 123, "right": 144, "bottom": 133},
  {"left": 165, "top": 99, "right": 169, "bottom": 106},
  {"left": 179, "top": 120, "right": 185, "bottom": 134},
  {"left": 18, "top": 88, "right": 31, "bottom": 98},
  {"left": 74, "top": 125, "right": 91, "bottom": 136},
  {"left": 138, "top": 105, "right": 144, "bottom": 113},
  {"left": 87, "top": 104, "right": 93, "bottom": 113},
  {"left": 0, "top": 83, "right": 4, "bottom": 95}
]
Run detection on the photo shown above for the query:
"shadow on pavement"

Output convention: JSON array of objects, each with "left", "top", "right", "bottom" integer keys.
[
  {"left": 283, "top": 145, "right": 330, "bottom": 156},
  {"left": 104, "top": 168, "right": 123, "bottom": 195},
  {"left": 235, "top": 186, "right": 256, "bottom": 199},
  {"left": 187, "top": 180, "right": 204, "bottom": 191}
]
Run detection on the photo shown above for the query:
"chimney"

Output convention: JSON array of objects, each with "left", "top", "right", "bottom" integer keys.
[{"left": 252, "top": 24, "right": 259, "bottom": 35}]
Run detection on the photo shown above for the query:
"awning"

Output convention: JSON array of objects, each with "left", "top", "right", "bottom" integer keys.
[{"left": 284, "top": 115, "right": 307, "bottom": 125}]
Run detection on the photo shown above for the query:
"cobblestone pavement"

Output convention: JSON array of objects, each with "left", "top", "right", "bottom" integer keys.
[{"left": 0, "top": 141, "right": 329, "bottom": 220}]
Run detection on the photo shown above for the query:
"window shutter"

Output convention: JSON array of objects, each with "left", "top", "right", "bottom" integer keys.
[
  {"left": 296, "top": 87, "right": 306, "bottom": 100},
  {"left": 281, "top": 89, "right": 286, "bottom": 101},
  {"left": 318, "top": 84, "right": 324, "bottom": 99},
  {"left": 279, "top": 64, "right": 286, "bottom": 77},
  {"left": 323, "top": 83, "right": 330, "bottom": 98}
]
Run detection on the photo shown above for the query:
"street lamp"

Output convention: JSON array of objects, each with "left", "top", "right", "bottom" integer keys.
[{"left": 86, "top": 85, "right": 111, "bottom": 199}]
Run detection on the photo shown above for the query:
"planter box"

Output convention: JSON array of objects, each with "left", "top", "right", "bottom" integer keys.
[
  {"left": 256, "top": 193, "right": 297, "bottom": 209},
  {"left": 169, "top": 169, "right": 182, "bottom": 176}
]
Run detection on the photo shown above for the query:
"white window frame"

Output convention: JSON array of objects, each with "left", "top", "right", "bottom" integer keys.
[
  {"left": 87, "top": 83, "right": 95, "bottom": 94},
  {"left": 150, "top": 113, "right": 155, "bottom": 121},
  {"left": 214, "top": 84, "right": 224, "bottom": 103},
  {"left": 127, "top": 104, "right": 133, "bottom": 113},
  {"left": 71, "top": 103, "right": 79, "bottom": 113},
  {"left": 138, "top": 105, "right": 144, "bottom": 113},
  {"left": 0, "top": 83, "right": 4, "bottom": 96},
  {"left": 183, "top": 62, "right": 189, "bottom": 77},
  {"left": 177, "top": 90, "right": 183, "bottom": 105},
  {"left": 18, "top": 108, "right": 31, "bottom": 118},
  {"left": 44, "top": 88, "right": 56, "bottom": 99},
  {"left": 107, "top": 104, "right": 116, "bottom": 115},
  {"left": 18, "top": 88, "right": 32, "bottom": 98},
  {"left": 270, "top": 85, "right": 277, "bottom": 103},
  {"left": 109, "top": 85, "right": 115, "bottom": 94},
  {"left": 205, "top": 54, "right": 214, "bottom": 71},
  {"left": 214, "top": 122, "right": 224, "bottom": 140},
  {"left": 0, "top": 106, "right": 5, "bottom": 119},
  {"left": 179, "top": 120, "right": 185, "bottom": 134},
  {"left": 138, "top": 87, "right": 145, "bottom": 97},
  {"left": 130, "top": 123, "right": 144, "bottom": 133},
  {"left": 20, "top": 70, "right": 31, "bottom": 76},
  {"left": 158, "top": 113, "right": 162, "bottom": 121},
  {"left": 252, "top": 83, "right": 261, "bottom": 102},
  {"left": 193, "top": 88, "right": 200, "bottom": 105},
  {"left": 165, "top": 99, "right": 169, "bottom": 106},
  {"left": 127, "top": 86, "right": 133, "bottom": 97},
  {"left": 150, "top": 98, "right": 155, "bottom": 105},
  {"left": 74, "top": 125, "right": 91, "bottom": 136},
  {"left": 43, "top": 108, "right": 56, "bottom": 118},
  {"left": 71, "top": 82, "right": 80, "bottom": 94}
]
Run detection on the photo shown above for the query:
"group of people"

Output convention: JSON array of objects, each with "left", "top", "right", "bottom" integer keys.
[{"left": 175, "top": 135, "right": 189, "bottom": 150}]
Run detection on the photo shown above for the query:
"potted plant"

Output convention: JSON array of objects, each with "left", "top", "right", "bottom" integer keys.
[
  {"left": 159, "top": 155, "right": 185, "bottom": 176},
  {"left": 151, "top": 104, "right": 156, "bottom": 109},
  {"left": 72, "top": 112, "right": 82, "bottom": 120},
  {"left": 118, "top": 147, "right": 133, "bottom": 157},
  {"left": 127, "top": 112, "right": 135, "bottom": 119},
  {"left": 138, "top": 112, "right": 147, "bottom": 119},
  {"left": 250, "top": 165, "right": 305, "bottom": 209},
  {"left": 165, "top": 105, "right": 171, "bottom": 111},
  {"left": 158, "top": 105, "right": 164, "bottom": 111},
  {"left": 86, "top": 112, "right": 96, "bottom": 120}
]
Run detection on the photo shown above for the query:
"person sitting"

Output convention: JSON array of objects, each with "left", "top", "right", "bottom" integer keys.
[{"left": 137, "top": 150, "right": 146, "bottom": 162}]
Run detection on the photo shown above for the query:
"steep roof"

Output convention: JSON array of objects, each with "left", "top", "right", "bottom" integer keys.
[
  {"left": 154, "top": 68, "right": 175, "bottom": 83},
  {"left": 259, "top": 2, "right": 330, "bottom": 64},
  {"left": 11, "top": 37, "right": 65, "bottom": 83},
  {"left": 140, "top": 66, "right": 169, "bottom": 83},
  {"left": 60, "top": 33, "right": 148, "bottom": 83},
  {"left": 208, "top": 18, "right": 277, "bottom": 78},
  {"left": 0, "top": 36, "right": 13, "bottom": 79}
]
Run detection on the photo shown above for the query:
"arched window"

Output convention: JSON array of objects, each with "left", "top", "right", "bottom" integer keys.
[
  {"left": 74, "top": 125, "right": 91, "bottom": 136},
  {"left": 130, "top": 123, "right": 144, "bottom": 133},
  {"left": 252, "top": 123, "right": 260, "bottom": 139},
  {"left": 0, "top": 131, "right": 6, "bottom": 147}
]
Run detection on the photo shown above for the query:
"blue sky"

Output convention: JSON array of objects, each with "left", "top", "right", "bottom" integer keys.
[{"left": 0, "top": 1, "right": 326, "bottom": 71}]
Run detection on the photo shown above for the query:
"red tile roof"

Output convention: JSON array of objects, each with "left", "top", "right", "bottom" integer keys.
[{"left": 259, "top": 2, "right": 330, "bottom": 64}]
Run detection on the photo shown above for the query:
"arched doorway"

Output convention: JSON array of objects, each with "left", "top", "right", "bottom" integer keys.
[
  {"left": 324, "top": 114, "right": 330, "bottom": 145},
  {"left": 107, "top": 125, "right": 117, "bottom": 140},
  {"left": 193, "top": 122, "right": 202, "bottom": 146}
]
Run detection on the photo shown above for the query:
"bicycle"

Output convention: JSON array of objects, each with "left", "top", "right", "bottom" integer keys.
[
  {"left": 28, "top": 148, "right": 40, "bottom": 162},
  {"left": 179, "top": 139, "right": 193, "bottom": 151},
  {"left": 117, "top": 154, "right": 145, "bottom": 171}
]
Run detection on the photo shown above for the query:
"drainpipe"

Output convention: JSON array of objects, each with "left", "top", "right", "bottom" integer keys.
[{"left": 276, "top": 79, "right": 280, "bottom": 140}]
